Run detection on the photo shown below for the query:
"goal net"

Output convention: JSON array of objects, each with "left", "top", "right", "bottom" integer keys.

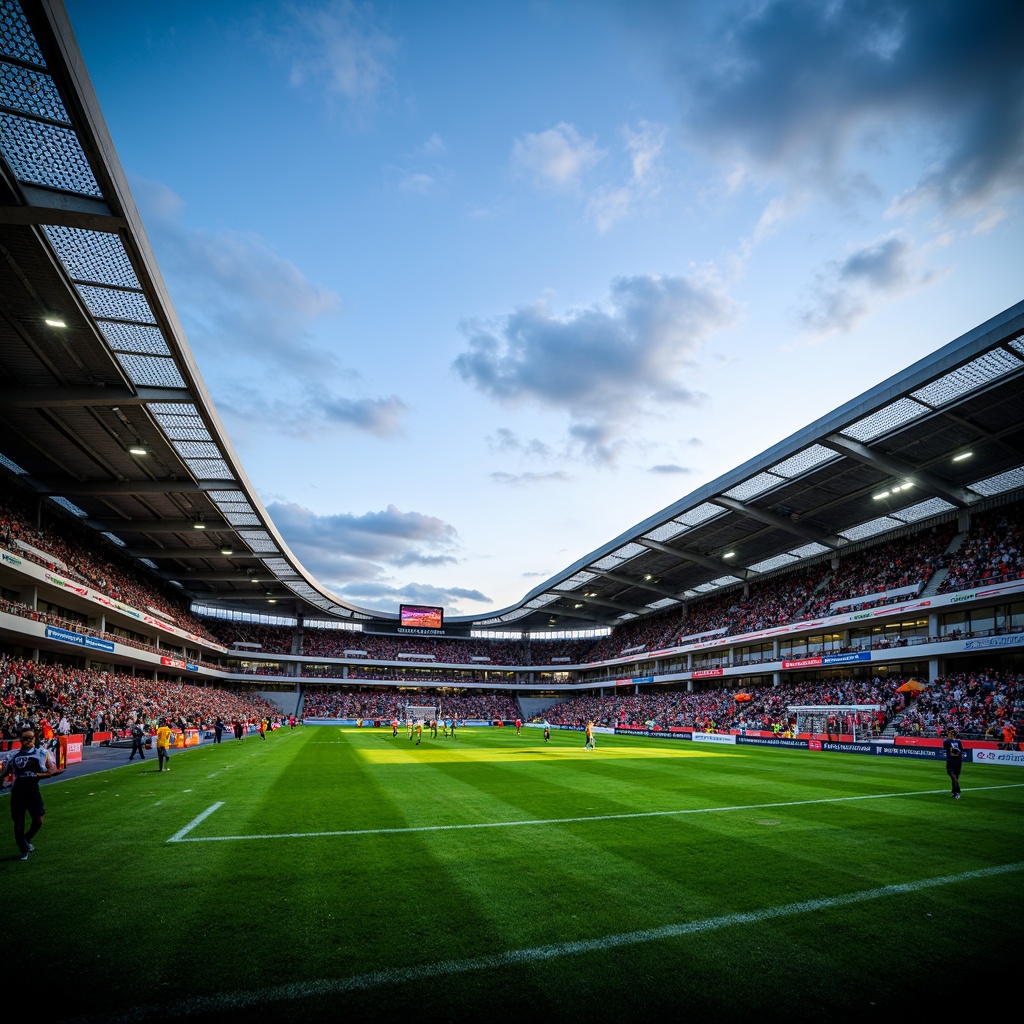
[
  {"left": 788, "top": 704, "right": 880, "bottom": 742},
  {"left": 405, "top": 704, "right": 441, "bottom": 726}
]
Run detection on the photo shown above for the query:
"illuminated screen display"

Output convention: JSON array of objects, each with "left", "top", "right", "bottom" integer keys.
[{"left": 400, "top": 604, "right": 444, "bottom": 630}]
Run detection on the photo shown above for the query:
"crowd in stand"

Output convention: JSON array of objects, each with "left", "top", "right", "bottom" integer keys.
[
  {"left": 4, "top": 466, "right": 1023, "bottom": 684},
  {"left": 212, "top": 622, "right": 296, "bottom": 655},
  {"left": 0, "top": 489, "right": 218, "bottom": 643},
  {"left": 538, "top": 676, "right": 909, "bottom": 734},
  {"left": 302, "top": 688, "right": 519, "bottom": 721},
  {"left": 0, "top": 655, "right": 280, "bottom": 739},
  {"left": 939, "top": 507, "right": 1024, "bottom": 593},
  {"left": 892, "top": 671, "right": 1023, "bottom": 741},
  {"left": 803, "top": 527, "right": 954, "bottom": 617},
  {"left": 206, "top": 618, "right": 594, "bottom": 665}
]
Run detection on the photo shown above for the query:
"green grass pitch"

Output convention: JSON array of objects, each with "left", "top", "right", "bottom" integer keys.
[{"left": 6, "top": 725, "right": 1023, "bottom": 1023}]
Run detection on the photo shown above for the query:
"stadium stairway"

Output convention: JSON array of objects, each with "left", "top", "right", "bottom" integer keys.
[
  {"left": 920, "top": 567, "right": 950, "bottom": 597},
  {"left": 919, "top": 529, "right": 969, "bottom": 598},
  {"left": 792, "top": 572, "right": 833, "bottom": 621},
  {"left": 881, "top": 699, "right": 921, "bottom": 739},
  {"left": 518, "top": 696, "right": 563, "bottom": 720}
]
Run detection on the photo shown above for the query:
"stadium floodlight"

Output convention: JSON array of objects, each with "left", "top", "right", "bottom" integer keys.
[{"left": 953, "top": 451, "right": 973, "bottom": 461}]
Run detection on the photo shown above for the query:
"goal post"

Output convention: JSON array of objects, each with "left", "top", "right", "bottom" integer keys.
[
  {"left": 787, "top": 704, "right": 880, "bottom": 742},
  {"left": 405, "top": 703, "right": 441, "bottom": 726}
]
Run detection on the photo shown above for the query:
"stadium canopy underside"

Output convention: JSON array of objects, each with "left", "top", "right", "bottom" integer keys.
[{"left": 1, "top": 0, "right": 1023, "bottom": 635}]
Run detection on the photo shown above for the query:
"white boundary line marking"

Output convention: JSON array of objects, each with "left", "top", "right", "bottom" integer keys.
[
  {"left": 166, "top": 782, "right": 1024, "bottom": 844},
  {"left": 167, "top": 802, "right": 224, "bottom": 843},
  {"left": 69, "top": 859, "right": 1024, "bottom": 1024}
]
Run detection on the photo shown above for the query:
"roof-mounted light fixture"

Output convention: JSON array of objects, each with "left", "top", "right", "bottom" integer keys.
[
  {"left": 952, "top": 451, "right": 973, "bottom": 462},
  {"left": 43, "top": 313, "right": 67, "bottom": 328}
]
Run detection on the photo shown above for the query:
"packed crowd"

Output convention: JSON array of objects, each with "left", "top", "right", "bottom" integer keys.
[
  {"left": 206, "top": 618, "right": 596, "bottom": 665},
  {"left": 212, "top": 622, "right": 295, "bottom": 655},
  {"left": 891, "top": 670, "right": 1023, "bottom": 741},
  {"left": 538, "top": 676, "right": 910, "bottom": 734},
  {"left": 803, "top": 526, "right": 954, "bottom": 617},
  {"left": 0, "top": 488, "right": 218, "bottom": 643},
  {"left": 302, "top": 688, "right": 520, "bottom": 721},
  {"left": 0, "top": 655, "right": 279, "bottom": 738},
  {"left": 939, "top": 507, "right": 1024, "bottom": 593}
]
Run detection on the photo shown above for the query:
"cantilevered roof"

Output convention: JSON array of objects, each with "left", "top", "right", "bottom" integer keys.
[
  {"left": 0, "top": 0, "right": 379, "bottom": 622},
  {"left": 1, "top": 0, "right": 1023, "bottom": 634},
  {"left": 474, "top": 306, "right": 1024, "bottom": 630}
]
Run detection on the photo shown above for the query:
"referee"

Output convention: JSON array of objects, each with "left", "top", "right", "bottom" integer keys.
[
  {"left": 943, "top": 727, "right": 964, "bottom": 799},
  {"left": 0, "top": 726, "right": 63, "bottom": 860}
]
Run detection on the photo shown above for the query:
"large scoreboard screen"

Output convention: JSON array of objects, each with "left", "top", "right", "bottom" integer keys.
[{"left": 399, "top": 604, "right": 444, "bottom": 631}]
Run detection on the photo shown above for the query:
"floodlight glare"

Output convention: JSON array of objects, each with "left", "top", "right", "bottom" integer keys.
[
  {"left": 44, "top": 315, "right": 66, "bottom": 328},
  {"left": 128, "top": 446, "right": 147, "bottom": 456},
  {"left": 192, "top": 522, "right": 206, "bottom": 529},
  {"left": 953, "top": 451, "right": 973, "bottom": 462},
  {"left": 722, "top": 551, "right": 736, "bottom": 559},
  {"left": 873, "top": 490, "right": 891, "bottom": 500}
]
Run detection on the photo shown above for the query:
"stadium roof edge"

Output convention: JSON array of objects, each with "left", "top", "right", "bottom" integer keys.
[{"left": 451, "top": 300, "right": 1024, "bottom": 627}]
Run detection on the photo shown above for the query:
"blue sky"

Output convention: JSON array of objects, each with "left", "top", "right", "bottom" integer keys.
[{"left": 66, "top": 0, "right": 1023, "bottom": 617}]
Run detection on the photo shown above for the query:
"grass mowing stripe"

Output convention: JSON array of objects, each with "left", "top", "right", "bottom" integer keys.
[
  {"left": 167, "top": 801, "right": 224, "bottom": 842},
  {"left": 166, "top": 782, "right": 1024, "bottom": 843},
  {"left": 68, "top": 859, "right": 1024, "bottom": 1024}
]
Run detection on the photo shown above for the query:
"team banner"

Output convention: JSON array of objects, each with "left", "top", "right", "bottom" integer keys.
[
  {"left": 821, "top": 651, "right": 872, "bottom": 666},
  {"left": 819, "top": 741, "right": 873, "bottom": 755},
  {"left": 963, "top": 634, "right": 1023, "bottom": 652},
  {"left": 871, "top": 744, "right": 946, "bottom": 761},
  {"left": 692, "top": 731, "right": 736, "bottom": 744},
  {"left": 614, "top": 728, "right": 692, "bottom": 741},
  {"left": 45, "top": 625, "right": 115, "bottom": 653},
  {"left": 971, "top": 748, "right": 1024, "bottom": 767},
  {"left": 692, "top": 668, "right": 724, "bottom": 678},
  {"left": 737, "top": 736, "right": 811, "bottom": 750},
  {"left": 782, "top": 657, "right": 823, "bottom": 669}
]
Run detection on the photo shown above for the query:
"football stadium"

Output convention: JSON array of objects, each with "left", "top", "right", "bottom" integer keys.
[{"left": 1, "top": 2, "right": 1023, "bottom": 1021}]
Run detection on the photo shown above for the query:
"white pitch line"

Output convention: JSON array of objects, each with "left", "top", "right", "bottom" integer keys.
[
  {"left": 166, "top": 801, "right": 224, "bottom": 843},
  {"left": 167, "top": 782, "right": 1024, "bottom": 844},
  {"left": 67, "top": 859, "right": 1024, "bottom": 1024}
]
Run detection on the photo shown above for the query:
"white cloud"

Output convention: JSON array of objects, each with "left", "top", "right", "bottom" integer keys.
[
  {"left": 489, "top": 471, "right": 572, "bottom": 486},
  {"left": 586, "top": 120, "right": 666, "bottom": 233},
  {"left": 512, "top": 122, "right": 604, "bottom": 189},
  {"left": 454, "top": 273, "right": 734, "bottom": 462},
  {"left": 278, "top": 0, "right": 397, "bottom": 108},
  {"left": 652, "top": 0, "right": 1024, "bottom": 215},
  {"left": 801, "top": 233, "right": 940, "bottom": 336},
  {"left": 135, "top": 178, "right": 409, "bottom": 439}
]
